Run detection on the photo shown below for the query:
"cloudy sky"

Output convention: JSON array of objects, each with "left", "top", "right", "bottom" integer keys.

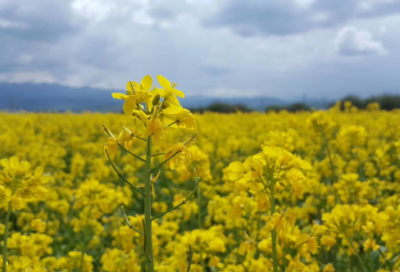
[{"left": 1, "top": 0, "right": 400, "bottom": 99}]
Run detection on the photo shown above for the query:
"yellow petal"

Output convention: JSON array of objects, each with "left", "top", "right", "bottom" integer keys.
[
  {"left": 262, "top": 146, "right": 281, "bottom": 158},
  {"left": 141, "top": 75, "right": 153, "bottom": 91},
  {"left": 238, "top": 242, "right": 248, "bottom": 255},
  {"left": 127, "top": 81, "right": 141, "bottom": 94},
  {"left": 35, "top": 166, "right": 44, "bottom": 178},
  {"left": 152, "top": 87, "right": 165, "bottom": 98},
  {"left": 106, "top": 137, "right": 118, "bottom": 159},
  {"left": 0, "top": 158, "right": 9, "bottom": 168},
  {"left": 307, "top": 238, "right": 318, "bottom": 254},
  {"left": 297, "top": 158, "right": 312, "bottom": 170},
  {"left": 295, "top": 234, "right": 309, "bottom": 247},
  {"left": 123, "top": 96, "right": 136, "bottom": 115},
  {"left": 228, "top": 161, "right": 246, "bottom": 180},
  {"left": 133, "top": 110, "right": 150, "bottom": 126},
  {"left": 163, "top": 94, "right": 183, "bottom": 114},
  {"left": 157, "top": 75, "right": 171, "bottom": 89},
  {"left": 171, "top": 88, "right": 185, "bottom": 98},
  {"left": 20, "top": 161, "right": 31, "bottom": 173},
  {"left": 112, "top": 93, "right": 128, "bottom": 100},
  {"left": 229, "top": 161, "right": 246, "bottom": 172},
  {"left": 10, "top": 156, "right": 20, "bottom": 170}
]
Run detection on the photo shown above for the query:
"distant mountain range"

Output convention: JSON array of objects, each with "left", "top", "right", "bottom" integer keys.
[{"left": 0, "top": 82, "right": 329, "bottom": 112}]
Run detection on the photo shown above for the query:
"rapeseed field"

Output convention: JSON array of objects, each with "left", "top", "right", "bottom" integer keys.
[{"left": 1, "top": 76, "right": 400, "bottom": 272}]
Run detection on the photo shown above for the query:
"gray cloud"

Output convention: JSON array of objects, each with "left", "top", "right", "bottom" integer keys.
[
  {"left": 201, "top": 65, "right": 231, "bottom": 76},
  {"left": 0, "top": 0, "right": 399, "bottom": 100},
  {"left": 203, "top": 1, "right": 311, "bottom": 36},
  {"left": 0, "top": 0, "right": 84, "bottom": 41},
  {"left": 204, "top": 0, "right": 400, "bottom": 37},
  {"left": 0, "top": 0, "right": 88, "bottom": 77}
]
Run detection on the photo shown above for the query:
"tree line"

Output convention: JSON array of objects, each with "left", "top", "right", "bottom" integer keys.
[{"left": 189, "top": 95, "right": 400, "bottom": 113}]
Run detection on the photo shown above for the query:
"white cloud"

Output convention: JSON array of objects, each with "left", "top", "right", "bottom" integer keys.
[
  {"left": 207, "top": 87, "right": 260, "bottom": 97},
  {"left": 72, "top": 0, "right": 114, "bottom": 22},
  {"left": 0, "top": 71, "right": 57, "bottom": 84},
  {"left": 294, "top": 0, "right": 316, "bottom": 9},
  {"left": 334, "top": 26, "right": 387, "bottom": 56}
]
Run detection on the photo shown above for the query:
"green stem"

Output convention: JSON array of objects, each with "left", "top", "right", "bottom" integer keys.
[
  {"left": 378, "top": 248, "right": 393, "bottom": 272},
  {"left": 195, "top": 167, "right": 201, "bottom": 229},
  {"left": 79, "top": 206, "right": 93, "bottom": 272},
  {"left": 345, "top": 232, "right": 367, "bottom": 272},
  {"left": 151, "top": 152, "right": 164, "bottom": 157},
  {"left": 2, "top": 202, "right": 11, "bottom": 272},
  {"left": 186, "top": 245, "right": 192, "bottom": 272},
  {"left": 200, "top": 251, "right": 206, "bottom": 272},
  {"left": 144, "top": 136, "right": 154, "bottom": 272},
  {"left": 270, "top": 182, "right": 279, "bottom": 272}
]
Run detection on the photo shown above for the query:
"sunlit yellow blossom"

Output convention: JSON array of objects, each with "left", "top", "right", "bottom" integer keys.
[
  {"left": 321, "top": 235, "right": 336, "bottom": 250},
  {"left": 363, "top": 238, "right": 380, "bottom": 251},
  {"left": 323, "top": 263, "right": 335, "bottom": 272},
  {"left": 156, "top": 75, "right": 184, "bottom": 98},
  {"left": 163, "top": 142, "right": 190, "bottom": 170},
  {"left": 31, "top": 219, "right": 46, "bottom": 233},
  {"left": 104, "top": 136, "right": 118, "bottom": 159}
]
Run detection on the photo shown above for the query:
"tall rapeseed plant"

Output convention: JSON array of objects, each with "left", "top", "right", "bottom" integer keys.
[{"left": 103, "top": 75, "right": 198, "bottom": 272}]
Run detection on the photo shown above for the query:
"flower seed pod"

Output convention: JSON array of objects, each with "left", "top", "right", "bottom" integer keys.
[{"left": 152, "top": 94, "right": 160, "bottom": 106}]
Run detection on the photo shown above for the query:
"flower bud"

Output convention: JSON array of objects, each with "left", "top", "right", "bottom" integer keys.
[
  {"left": 152, "top": 94, "right": 161, "bottom": 106},
  {"left": 161, "top": 101, "right": 170, "bottom": 109}
]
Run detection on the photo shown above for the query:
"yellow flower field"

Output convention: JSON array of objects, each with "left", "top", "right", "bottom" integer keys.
[{"left": 1, "top": 87, "right": 400, "bottom": 271}]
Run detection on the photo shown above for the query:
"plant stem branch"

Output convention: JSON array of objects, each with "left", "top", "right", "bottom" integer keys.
[
  {"left": 106, "top": 150, "right": 145, "bottom": 196},
  {"left": 150, "top": 152, "right": 180, "bottom": 174},
  {"left": 278, "top": 230, "right": 316, "bottom": 261},
  {"left": 121, "top": 206, "right": 144, "bottom": 235},
  {"left": 117, "top": 143, "right": 145, "bottom": 163},
  {"left": 152, "top": 178, "right": 199, "bottom": 221},
  {"left": 131, "top": 134, "right": 147, "bottom": 142}
]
